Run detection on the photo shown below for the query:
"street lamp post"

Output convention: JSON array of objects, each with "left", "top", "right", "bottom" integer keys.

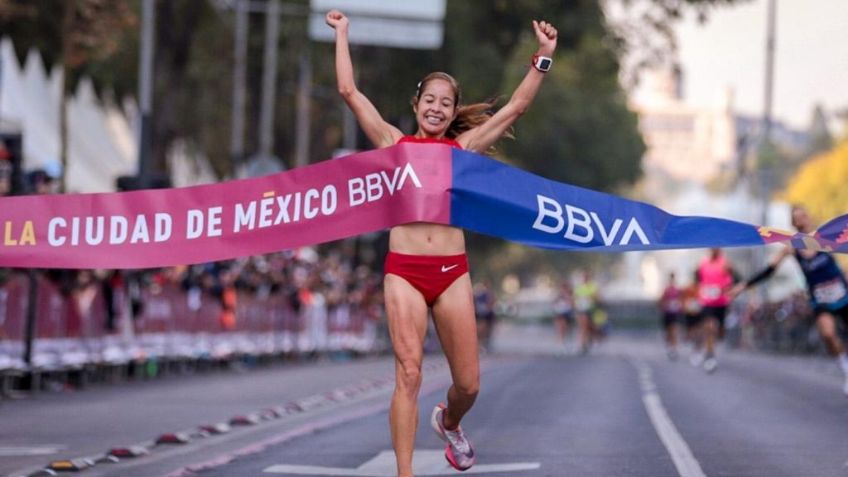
[
  {"left": 754, "top": 0, "right": 777, "bottom": 301},
  {"left": 230, "top": 0, "right": 249, "bottom": 167},
  {"left": 137, "top": 0, "right": 156, "bottom": 188},
  {"left": 759, "top": 0, "right": 776, "bottom": 226}
]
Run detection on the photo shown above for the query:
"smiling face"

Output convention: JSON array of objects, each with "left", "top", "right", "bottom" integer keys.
[{"left": 413, "top": 78, "right": 458, "bottom": 138}]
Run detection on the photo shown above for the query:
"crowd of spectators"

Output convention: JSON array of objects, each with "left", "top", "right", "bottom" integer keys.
[
  {"left": 1, "top": 246, "right": 388, "bottom": 393},
  {"left": 725, "top": 291, "right": 819, "bottom": 354}
]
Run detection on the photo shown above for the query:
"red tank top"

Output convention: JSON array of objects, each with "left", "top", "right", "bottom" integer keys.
[{"left": 397, "top": 135, "right": 462, "bottom": 149}]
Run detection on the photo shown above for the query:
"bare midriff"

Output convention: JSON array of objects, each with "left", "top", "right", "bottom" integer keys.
[{"left": 388, "top": 222, "right": 465, "bottom": 256}]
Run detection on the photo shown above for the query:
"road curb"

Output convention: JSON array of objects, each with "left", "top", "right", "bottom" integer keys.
[{"left": 12, "top": 361, "right": 452, "bottom": 477}]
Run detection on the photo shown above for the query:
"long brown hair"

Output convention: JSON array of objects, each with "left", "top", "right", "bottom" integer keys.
[{"left": 412, "top": 72, "right": 513, "bottom": 145}]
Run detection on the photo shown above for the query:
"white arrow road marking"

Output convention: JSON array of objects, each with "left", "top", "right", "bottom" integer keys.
[
  {"left": 631, "top": 360, "right": 707, "bottom": 477},
  {"left": 0, "top": 446, "right": 65, "bottom": 456},
  {"left": 264, "top": 450, "right": 540, "bottom": 476}
]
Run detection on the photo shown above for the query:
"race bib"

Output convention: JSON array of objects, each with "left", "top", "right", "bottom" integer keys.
[
  {"left": 684, "top": 298, "right": 701, "bottom": 314},
  {"left": 813, "top": 279, "right": 848, "bottom": 305},
  {"left": 700, "top": 285, "right": 722, "bottom": 301}
]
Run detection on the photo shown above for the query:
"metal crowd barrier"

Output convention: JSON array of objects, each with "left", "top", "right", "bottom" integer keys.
[{"left": 0, "top": 271, "right": 383, "bottom": 396}]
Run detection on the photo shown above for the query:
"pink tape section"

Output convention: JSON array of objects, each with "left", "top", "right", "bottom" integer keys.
[{"left": 0, "top": 143, "right": 453, "bottom": 269}]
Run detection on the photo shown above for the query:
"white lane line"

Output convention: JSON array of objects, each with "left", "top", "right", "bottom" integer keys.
[
  {"left": 632, "top": 360, "right": 707, "bottom": 477},
  {"left": 265, "top": 450, "right": 540, "bottom": 476}
]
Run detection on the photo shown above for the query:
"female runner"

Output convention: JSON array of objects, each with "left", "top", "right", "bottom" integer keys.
[{"left": 326, "top": 10, "right": 557, "bottom": 475}]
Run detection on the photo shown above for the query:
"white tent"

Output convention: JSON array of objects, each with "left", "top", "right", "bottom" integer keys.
[{"left": 0, "top": 37, "right": 136, "bottom": 192}]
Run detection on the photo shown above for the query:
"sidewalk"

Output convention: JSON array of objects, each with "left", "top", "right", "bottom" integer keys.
[{"left": 0, "top": 356, "right": 415, "bottom": 476}]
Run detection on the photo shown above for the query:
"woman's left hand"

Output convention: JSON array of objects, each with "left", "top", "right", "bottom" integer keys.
[{"left": 532, "top": 20, "right": 557, "bottom": 56}]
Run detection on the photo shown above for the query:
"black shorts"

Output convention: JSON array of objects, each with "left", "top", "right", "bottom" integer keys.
[
  {"left": 555, "top": 312, "right": 575, "bottom": 324},
  {"left": 685, "top": 313, "right": 702, "bottom": 328},
  {"left": 661, "top": 312, "right": 681, "bottom": 327},
  {"left": 813, "top": 303, "right": 848, "bottom": 323},
  {"left": 476, "top": 311, "right": 496, "bottom": 324},
  {"left": 701, "top": 305, "right": 727, "bottom": 319},
  {"left": 701, "top": 306, "right": 728, "bottom": 331}
]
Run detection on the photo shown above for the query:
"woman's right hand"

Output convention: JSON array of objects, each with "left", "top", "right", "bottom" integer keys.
[{"left": 325, "top": 10, "right": 349, "bottom": 31}]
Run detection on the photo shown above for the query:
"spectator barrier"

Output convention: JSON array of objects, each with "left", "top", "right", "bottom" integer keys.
[{"left": 0, "top": 270, "right": 384, "bottom": 395}]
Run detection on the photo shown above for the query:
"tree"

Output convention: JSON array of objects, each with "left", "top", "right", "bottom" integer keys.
[
  {"left": 499, "top": 31, "right": 644, "bottom": 191},
  {"left": 0, "top": 0, "right": 135, "bottom": 191},
  {"left": 784, "top": 139, "right": 848, "bottom": 224}
]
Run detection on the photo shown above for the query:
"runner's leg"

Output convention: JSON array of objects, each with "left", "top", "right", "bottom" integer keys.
[
  {"left": 384, "top": 274, "right": 429, "bottom": 477},
  {"left": 431, "top": 273, "right": 480, "bottom": 430},
  {"left": 816, "top": 311, "right": 848, "bottom": 395},
  {"left": 577, "top": 312, "right": 591, "bottom": 353},
  {"left": 815, "top": 312, "right": 845, "bottom": 357},
  {"left": 704, "top": 315, "right": 717, "bottom": 356},
  {"left": 702, "top": 312, "right": 719, "bottom": 372},
  {"left": 669, "top": 321, "right": 679, "bottom": 350}
]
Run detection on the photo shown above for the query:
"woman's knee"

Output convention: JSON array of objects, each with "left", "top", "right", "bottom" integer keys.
[
  {"left": 454, "top": 374, "right": 480, "bottom": 398},
  {"left": 395, "top": 359, "right": 423, "bottom": 393}
]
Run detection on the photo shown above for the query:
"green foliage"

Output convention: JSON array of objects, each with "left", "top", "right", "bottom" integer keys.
[
  {"left": 500, "top": 35, "right": 644, "bottom": 191},
  {"left": 424, "top": 0, "right": 644, "bottom": 191},
  {"left": 0, "top": 0, "right": 136, "bottom": 92}
]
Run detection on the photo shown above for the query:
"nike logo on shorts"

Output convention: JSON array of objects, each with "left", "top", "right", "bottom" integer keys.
[{"left": 441, "top": 264, "right": 459, "bottom": 273}]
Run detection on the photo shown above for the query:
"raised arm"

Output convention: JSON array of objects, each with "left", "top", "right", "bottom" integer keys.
[
  {"left": 456, "top": 20, "right": 558, "bottom": 153},
  {"left": 729, "top": 245, "right": 793, "bottom": 298},
  {"left": 326, "top": 10, "right": 402, "bottom": 149}
]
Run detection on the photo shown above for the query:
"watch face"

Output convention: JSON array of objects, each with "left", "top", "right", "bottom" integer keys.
[{"left": 538, "top": 58, "right": 552, "bottom": 71}]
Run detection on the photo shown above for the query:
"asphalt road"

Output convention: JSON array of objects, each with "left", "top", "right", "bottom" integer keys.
[{"left": 4, "top": 324, "right": 848, "bottom": 477}]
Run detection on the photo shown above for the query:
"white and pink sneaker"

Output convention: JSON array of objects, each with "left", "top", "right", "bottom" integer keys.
[{"left": 430, "top": 403, "right": 476, "bottom": 471}]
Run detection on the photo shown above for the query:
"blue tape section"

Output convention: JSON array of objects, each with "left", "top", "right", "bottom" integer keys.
[{"left": 449, "top": 149, "right": 766, "bottom": 252}]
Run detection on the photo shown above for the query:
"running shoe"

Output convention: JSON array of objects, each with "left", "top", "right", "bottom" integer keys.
[
  {"left": 430, "top": 403, "right": 476, "bottom": 471},
  {"left": 703, "top": 356, "right": 718, "bottom": 373},
  {"left": 689, "top": 352, "right": 704, "bottom": 368},
  {"left": 667, "top": 348, "right": 679, "bottom": 361}
]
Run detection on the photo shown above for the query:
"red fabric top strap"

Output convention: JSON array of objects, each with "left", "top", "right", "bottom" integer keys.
[{"left": 397, "top": 135, "right": 463, "bottom": 150}]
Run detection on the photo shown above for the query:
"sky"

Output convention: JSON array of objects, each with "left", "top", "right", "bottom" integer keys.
[{"left": 673, "top": 0, "right": 848, "bottom": 131}]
